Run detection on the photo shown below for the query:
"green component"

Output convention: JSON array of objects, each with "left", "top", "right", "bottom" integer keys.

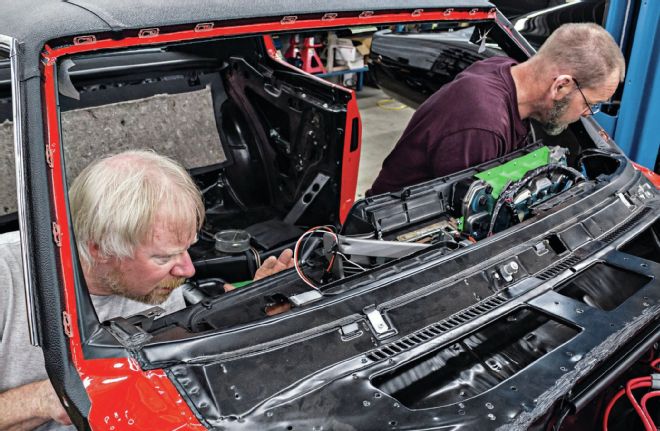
[
  {"left": 232, "top": 280, "right": 253, "bottom": 288},
  {"left": 457, "top": 216, "right": 464, "bottom": 231},
  {"left": 475, "top": 147, "right": 550, "bottom": 198}
]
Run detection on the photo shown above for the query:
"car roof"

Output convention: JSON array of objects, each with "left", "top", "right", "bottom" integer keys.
[{"left": 1, "top": 0, "right": 494, "bottom": 55}]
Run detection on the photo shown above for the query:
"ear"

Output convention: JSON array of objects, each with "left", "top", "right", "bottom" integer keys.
[
  {"left": 87, "top": 241, "right": 107, "bottom": 263},
  {"left": 550, "top": 74, "right": 573, "bottom": 100}
]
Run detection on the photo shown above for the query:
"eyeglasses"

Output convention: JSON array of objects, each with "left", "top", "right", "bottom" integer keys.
[{"left": 572, "top": 78, "right": 601, "bottom": 116}]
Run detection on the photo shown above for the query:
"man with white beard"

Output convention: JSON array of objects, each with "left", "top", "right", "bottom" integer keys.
[{"left": 0, "top": 150, "right": 293, "bottom": 429}]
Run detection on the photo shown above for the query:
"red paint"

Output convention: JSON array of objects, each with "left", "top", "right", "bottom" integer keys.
[
  {"left": 40, "top": 9, "right": 497, "bottom": 429},
  {"left": 82, "top": 358, "right": 205, "bottom": 430},
  {"left": 44, "top": 9, "right": 495, "bottom": 58},
  {"left": 632, "top": 162, "right": 660, "bottom": 189},
  {"left": 340, "top": 94, "right": 361, "bottom": 223}
]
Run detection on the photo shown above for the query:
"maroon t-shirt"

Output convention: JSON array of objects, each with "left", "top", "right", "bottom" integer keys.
[{"left": 367, "top": 56, "right": 529, "bottom": 196}]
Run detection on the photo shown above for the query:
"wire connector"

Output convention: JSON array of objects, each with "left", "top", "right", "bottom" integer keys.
[{"left": 652, "top": 373, "right": 660, "bottom": 390}]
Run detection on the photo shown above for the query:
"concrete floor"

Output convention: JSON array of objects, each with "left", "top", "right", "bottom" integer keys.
[{"left": 355, "top": 86, "right": 415, "bottom": 198}]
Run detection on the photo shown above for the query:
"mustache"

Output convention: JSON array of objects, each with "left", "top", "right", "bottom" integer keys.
[{"left": 158, "top": 277, "right": 186, "bottom": 291}]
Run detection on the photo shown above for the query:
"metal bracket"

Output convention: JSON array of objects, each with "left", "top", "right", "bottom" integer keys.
[
  {"left": 617, "top": 192, "right": 634, "bottom": 209},
  {"left": 322, "top": 13, "right": 338, "bottom": 21},
  {"left": 332, "top": 234, "right": 429, "bottom": 259},
  {"left": 138, "top": 28, "right": 159, "bottom": 38},
  {"left": 533, "top": 241, "right": 549, "bottom": 256},
  {"left": 289, "top": 290, "right": 323, "bottom": 307},
  {"left": 52, "top": 222, "right": 62, "bottom": 247},
  {"left": 73, "top": 35, "right": 96, "bottom": 45},
  {"left": 281, "top": 16, "right": 297, "bottom": 24},
  {"left": 364, "top": 306, "right": 396, "bottom": 338},
  {"left": 340, "top": 322, "right": 363, "bottom": 341},
  {"left": 45, "top": 144, "right": 54, "bottom": 168},
  {"left": 107, "top": 318, "right": 153, "bottom": 349},
  {"left": 359, "top": 11, "right": 374, "bottom": 18},
  {"left": 62, "top": 311, "right": 73, "bottom": 337},
  {"left": 194, "top": 23, "right": 214, "bottom": 32},
  {"left": 283, "top": 173, "right": 330, "bottom": 225}
]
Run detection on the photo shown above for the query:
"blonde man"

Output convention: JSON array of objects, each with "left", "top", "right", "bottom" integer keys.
[
  {"left": 368, "top": 23, "right": 626, "bottom": 196},
  {"left": 0, "top": 150, "right": 293, "bottom": 429}
]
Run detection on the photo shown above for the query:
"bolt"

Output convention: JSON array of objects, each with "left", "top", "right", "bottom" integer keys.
[{"left": 502, "top": 261, "right": 519, "bottom": 276}]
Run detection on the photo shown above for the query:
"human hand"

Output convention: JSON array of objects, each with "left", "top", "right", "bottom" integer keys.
[
  {"left": 253, "top": 249, "right": 294, "bottom": 281},
  {"left": 37, "top": 380, "right": 72, "bottom": 425}
]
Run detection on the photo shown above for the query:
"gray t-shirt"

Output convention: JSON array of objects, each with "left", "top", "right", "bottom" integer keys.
[
  {"left": 0, "top": 231, "right": 186, "bottom": 429},
  {"left": 91, "top": 286, "right": 185, "bottom": 322}
]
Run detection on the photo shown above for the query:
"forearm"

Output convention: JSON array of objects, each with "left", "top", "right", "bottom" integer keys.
[{"left": 0, "top": 380, "right": 50, "bottom": 430}]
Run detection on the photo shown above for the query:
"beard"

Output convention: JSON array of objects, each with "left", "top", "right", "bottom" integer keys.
[
  {"left": 101, "top": 269, "right": 186, "bottom": 305},
  {"left": 540, "top": 97, "right": 571, "bottom": 136}
]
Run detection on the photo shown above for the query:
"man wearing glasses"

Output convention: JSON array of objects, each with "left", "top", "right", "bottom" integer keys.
[{"left": 367, "top": 23, "right": 625, "bottom": 196}]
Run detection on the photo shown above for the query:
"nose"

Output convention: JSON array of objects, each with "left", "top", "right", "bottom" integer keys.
[{"left": 171, "top": 251, "right": 196, "bottom": 278}]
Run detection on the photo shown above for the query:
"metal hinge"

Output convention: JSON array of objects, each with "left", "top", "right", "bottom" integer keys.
[
  {"left": 62, "top": 311, "right": 73, "bottom": 337},
  {"left": 281, "top": 15, "right": 297, "bottom": 24},
  {"left": 52, "top": 222, "right": 62, "bottom": 247}
]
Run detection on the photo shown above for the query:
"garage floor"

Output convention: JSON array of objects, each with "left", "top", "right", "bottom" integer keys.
[{"left": 355, "top": 86, "right": 415, "bottom": 198}]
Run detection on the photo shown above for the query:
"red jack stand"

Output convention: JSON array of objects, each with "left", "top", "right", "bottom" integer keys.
[
  {"left": 300, "top": 37, "right": 326, "bottom": 74},
  {"left": 284, "top": 35, "right": 301, "bottom": 65}
]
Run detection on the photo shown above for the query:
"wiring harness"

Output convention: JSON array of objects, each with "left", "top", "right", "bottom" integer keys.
[
  {"left": 603, "top": 356, "right": 660, "bottom": 431},
  {"left": 293, "top": 225, "right": 370, "bottom": 289}
]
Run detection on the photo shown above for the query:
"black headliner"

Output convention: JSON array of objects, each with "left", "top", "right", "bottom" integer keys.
[{"left": 2, "top": 1, "right": 493, "bottom": 67}]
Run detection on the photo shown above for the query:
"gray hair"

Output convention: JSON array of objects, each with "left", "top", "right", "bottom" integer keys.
[
  {"left": 69, "top": 150, "right": 205, "bottom": 266},
  {"left": 534, "top": 23, "right": 625, "bottom": 88}
]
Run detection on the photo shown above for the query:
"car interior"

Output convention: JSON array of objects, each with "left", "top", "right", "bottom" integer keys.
[
  {"left": 2, "top": 16, "right": 659, "bottom": 430},
  {"left": 35, "top": 21, "right": 632, "bottom": 331}
]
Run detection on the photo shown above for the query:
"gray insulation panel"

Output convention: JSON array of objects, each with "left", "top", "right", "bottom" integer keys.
[
  {"left": 1, "top": 87, "right": 226, "bottom": 217},
  {"left": 0, "top": 120, "right": 15, "bottom": 216}
]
